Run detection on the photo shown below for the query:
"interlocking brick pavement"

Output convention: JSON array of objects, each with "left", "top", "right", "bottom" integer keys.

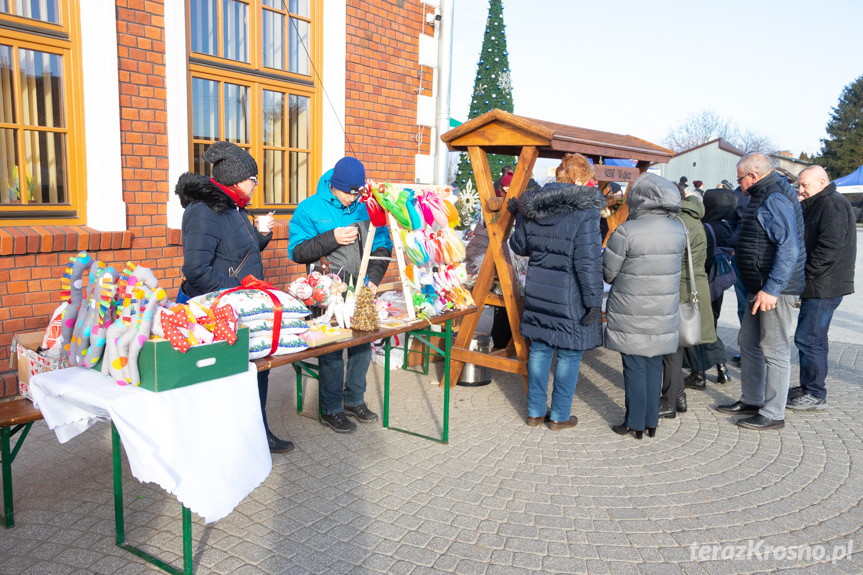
[{"left": 2, "top": 299, "right": 861, "bottom": 574}]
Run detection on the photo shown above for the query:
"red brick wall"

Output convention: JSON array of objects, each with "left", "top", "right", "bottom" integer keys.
[
  {"left": 346, "top": 0, "right": 430, "bottom": 179},
  {"left": 1, "top": 1, "right": 430, "bottom": 395}
]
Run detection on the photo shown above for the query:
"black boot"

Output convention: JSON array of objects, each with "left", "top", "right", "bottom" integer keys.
[
  {"left": 267, "top": 431, "right": 295, "bottom": 453},
  {"left": 716, "top": 363, "right": 731, "bottom": 384},
  {"left": 684, "top": 371, "right": 706, "bottom": 390}
]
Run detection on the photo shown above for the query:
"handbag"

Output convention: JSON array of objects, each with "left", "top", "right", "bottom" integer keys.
[
  {"left": 676, "top": 217, "right": 703, "bottom": 347},
  {"left": 176, "top": 278, "right": 191, "bottom": 305},
  {"left": 704, "top": 223, "right": 737, "bottom": 301}
]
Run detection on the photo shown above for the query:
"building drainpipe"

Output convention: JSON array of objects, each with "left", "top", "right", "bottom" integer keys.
[{"left": 434, "top": 0, "right": 454, "bottom": 186}]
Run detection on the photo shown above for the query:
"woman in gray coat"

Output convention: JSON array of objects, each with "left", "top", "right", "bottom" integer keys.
[{"left": 603, "top": 173, "right": 686, "bottom": 438}]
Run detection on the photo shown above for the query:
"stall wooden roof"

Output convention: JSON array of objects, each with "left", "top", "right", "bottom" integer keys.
[{"left": 441, "top": 109, "right": 674, "bottom": 164}]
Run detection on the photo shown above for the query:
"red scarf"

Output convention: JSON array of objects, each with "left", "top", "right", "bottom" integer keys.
[{"left": 211, "top": 178, "right": 249, "bottom": 208}]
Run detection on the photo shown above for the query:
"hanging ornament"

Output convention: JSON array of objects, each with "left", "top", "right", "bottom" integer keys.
[
  {"left": 474, "top": 83, "right": 487, "bottom": 97},
  {"left": 498, "top": 71, "right": 512, "bottom": 92}
]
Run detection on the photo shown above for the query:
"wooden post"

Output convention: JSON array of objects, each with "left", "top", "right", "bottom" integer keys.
[{"left": 442, "top": 145, "right": 538, "bottom": 389}]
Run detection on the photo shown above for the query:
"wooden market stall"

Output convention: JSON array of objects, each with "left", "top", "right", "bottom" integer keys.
[{"left": 440, "top": 109, "right": 674, "bottom": 389}]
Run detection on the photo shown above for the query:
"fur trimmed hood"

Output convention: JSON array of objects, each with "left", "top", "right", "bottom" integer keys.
[
  {"left": 174, "top": 172, "right": 237, "bottom": 214},
  {"left": 518, "top": 182, "right": 605, "bottom": 221}
]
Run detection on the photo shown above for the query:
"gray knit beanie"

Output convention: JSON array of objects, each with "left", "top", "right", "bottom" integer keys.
[{"left": 203, "top": 141, "right": 258, "bottom": 186}]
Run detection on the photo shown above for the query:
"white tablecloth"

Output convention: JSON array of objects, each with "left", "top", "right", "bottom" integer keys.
[{"left": 29, "top": 364, "right": 271, "bottom": 523}]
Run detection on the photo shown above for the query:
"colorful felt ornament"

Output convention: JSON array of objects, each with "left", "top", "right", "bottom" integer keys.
[
  {"left": 68, "top": 261, "right": 117, "bottom": 367},
  {"left": 361, "top": 186, "right": 388, "bottom": 227},
  {"left": 59, "top": 251, "right": 93, "bottom": 356}
]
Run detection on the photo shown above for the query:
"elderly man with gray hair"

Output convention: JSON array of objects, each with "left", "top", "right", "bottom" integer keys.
[
  {"left": 788, "top": 165, "right": 856, "bottom": 410},
  {"left": 717, "top": 153, "right": 805, "bottom": 430}
]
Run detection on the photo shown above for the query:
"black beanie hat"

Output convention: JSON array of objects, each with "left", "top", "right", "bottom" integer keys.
[{"left": 202, "top": 141, "right": 258, "bottom": 186}]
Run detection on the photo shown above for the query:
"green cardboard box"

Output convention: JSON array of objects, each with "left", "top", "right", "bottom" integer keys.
[{"left": 137, "top": 327, "right": 250, "bottom": 392}]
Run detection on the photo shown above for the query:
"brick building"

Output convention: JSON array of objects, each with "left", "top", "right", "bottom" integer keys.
[{"left": 0, "top": 1, "right": 444, "bottom": 394}]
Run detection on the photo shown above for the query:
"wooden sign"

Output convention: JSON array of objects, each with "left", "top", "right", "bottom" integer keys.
[{"left": 594, "top": 165, "right": 640, "bottom": 182}]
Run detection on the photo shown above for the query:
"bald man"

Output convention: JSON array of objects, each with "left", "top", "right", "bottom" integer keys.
[
  {"left": 788, "top": 165, "right": 856, "bottom": 411},
  {"left": 717, "top": 153, "right": 806, "bottom": 430}
]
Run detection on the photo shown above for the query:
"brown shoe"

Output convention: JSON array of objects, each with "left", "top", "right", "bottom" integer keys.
[
  {"left": 548, "top": 416, "right": 578, "bottom": 431},
  {"left": 526, "top": 412, "right": 550, "bottom": 427}
]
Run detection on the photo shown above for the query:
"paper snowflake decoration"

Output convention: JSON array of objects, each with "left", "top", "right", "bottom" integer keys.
[{"left": 497, "top": 72, "right": 512, "bottom": 93}]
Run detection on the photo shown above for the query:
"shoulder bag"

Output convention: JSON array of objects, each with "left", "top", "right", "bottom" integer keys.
[
  {"left": 704, "top": 223, "right": 737, "bottom": 301},
  {"left": 675, "top": 217, "right": 703, "bottom": 347}
]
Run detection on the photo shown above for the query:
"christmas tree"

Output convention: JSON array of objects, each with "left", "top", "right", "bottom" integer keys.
[{"left": 453, "top": 0, "right": 515, "bottom": 195}]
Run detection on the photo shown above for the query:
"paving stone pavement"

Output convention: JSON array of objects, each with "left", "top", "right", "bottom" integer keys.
[{"left": 2, "top": 306, "right": 862, "bottom": 574}]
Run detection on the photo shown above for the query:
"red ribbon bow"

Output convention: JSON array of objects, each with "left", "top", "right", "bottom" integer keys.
[
  {"left": 211, "top": 304, "right": 238, "bottom": 345},
  {"left": 161, "top": 311, "right": 193, "bottom": 353},
  {"left": 216, "top": 275, "right": 282, "bottom": 357}
]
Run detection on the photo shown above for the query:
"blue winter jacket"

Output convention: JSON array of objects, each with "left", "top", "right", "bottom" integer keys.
[{"left": 288, "top": 169, "right": 393, "bottom": 285}]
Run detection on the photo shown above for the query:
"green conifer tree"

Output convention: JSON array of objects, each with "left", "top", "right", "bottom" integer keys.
[
  {"left": 815, "top": 74, "right": 863, "bottom": 179},
  {"left": 453, "top": 0, "right": 515, "bottom": 195}
]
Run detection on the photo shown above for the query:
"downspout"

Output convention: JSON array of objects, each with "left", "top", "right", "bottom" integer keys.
[{"left": 434, "top": 0, "right": 454, "bottom": 185}]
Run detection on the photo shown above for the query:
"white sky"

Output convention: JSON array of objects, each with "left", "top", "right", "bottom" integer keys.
[{"left": 449, "top": 0, "right": 863, "bottom": 162}]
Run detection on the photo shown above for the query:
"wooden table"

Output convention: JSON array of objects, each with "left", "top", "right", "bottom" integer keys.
[{"left": 253, "top": 307, "right": 477, "bottom": 443}]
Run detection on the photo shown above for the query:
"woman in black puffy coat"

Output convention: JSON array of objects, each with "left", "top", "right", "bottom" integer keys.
[
  {"left": 175, "top": 141, "right": 294, "bottom": 454},
  {"left": 509, "top": 153, "right": 605, "bottom": 431}
]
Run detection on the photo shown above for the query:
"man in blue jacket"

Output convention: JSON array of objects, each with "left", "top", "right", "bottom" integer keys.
[
  {"left": 717, "top": 153, "right": 805, "bottom": 430},
  {"left": 288, "top": 157, "right": 393, "bottom": 433}
]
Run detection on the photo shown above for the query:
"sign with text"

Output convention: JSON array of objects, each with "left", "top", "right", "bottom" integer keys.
[{"left": 595, "top": 165, "right": 640, "bottom": 182}]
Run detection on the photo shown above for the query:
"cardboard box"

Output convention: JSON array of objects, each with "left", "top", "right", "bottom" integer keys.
[
  {"left": 300, "top": 326, "right": 353, "bottom": 348},
  {"left": 11, "top": 331, "right": 69, "bottom": 400},
  {"left": 405, "top": 334, "right": 445, "bottom": 367},
  {"left": 136, "top": 327, "right": 250, "bottom": 392}
]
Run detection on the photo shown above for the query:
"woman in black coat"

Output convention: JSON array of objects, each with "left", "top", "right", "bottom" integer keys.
[
  {"left": 680, "top": 187, "right": 738, "bottom": 391},
  {"left": 174, "top": 141, "right": 294, "bottom": 453},
  {"left": 509, "top": 153, "right": 605, "bottom": 431}
]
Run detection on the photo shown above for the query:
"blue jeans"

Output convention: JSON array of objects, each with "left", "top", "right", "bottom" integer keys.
[
  {"left": 738, "top": 293, "right": 796, "bottom": 420},
  {"left": 317, "top": 343, "right": 372, "bottom": 415},
  {"left": 621, "top": 353, "right": 663, "bottom": 431},
  {"left": 794, "top": 296, "right": 842, "bottom": 400},
  {"left": 527, "top": 341, "right": 584, "bottom": 422}
]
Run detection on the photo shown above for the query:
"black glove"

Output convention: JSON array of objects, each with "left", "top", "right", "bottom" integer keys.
[
  {"left": 507, "top": 198, "right": 519, "bottom": 215},
  {"left": 581, "top": 307, "right": 600, "bottom": 326}
]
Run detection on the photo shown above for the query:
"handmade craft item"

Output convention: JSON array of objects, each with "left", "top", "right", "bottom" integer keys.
[
  {"left": 59, "top": 251, "right": 93, "bottom": 354},
  {"left": 351, "top": 284, "right": 379, "bottom": 331}
]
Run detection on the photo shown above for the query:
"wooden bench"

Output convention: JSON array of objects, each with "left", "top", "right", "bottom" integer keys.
[{"left": 0, "top": 395, "right": 43, "bottom": 528}]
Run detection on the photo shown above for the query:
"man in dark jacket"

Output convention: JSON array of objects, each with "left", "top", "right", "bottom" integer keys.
[
  {"left": 789, "top": 166, "right": 856, "bottom": 410},
  {"left": 718, "top": 153, "right": 805, "bottom": 430}
]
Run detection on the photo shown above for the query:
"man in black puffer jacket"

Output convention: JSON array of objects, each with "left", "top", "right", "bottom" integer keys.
[
  {"left": 788, "top": 165, "right": 856, "bottom": 411},
  {"left": 718, "top": 153, "right": 805, "bottom": 431}
]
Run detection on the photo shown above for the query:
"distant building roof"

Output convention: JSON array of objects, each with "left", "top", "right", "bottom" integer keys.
[{"left": 675, "top": 138, "right": 745, "bottom": 157}]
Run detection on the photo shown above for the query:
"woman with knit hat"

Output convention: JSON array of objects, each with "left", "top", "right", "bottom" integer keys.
[{"left": 174, "top": 141, "right": 294, "bottom": 453}]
